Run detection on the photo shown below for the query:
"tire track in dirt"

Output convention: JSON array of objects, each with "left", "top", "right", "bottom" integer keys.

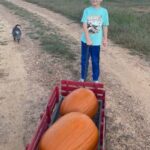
[
  {"left": 0, "top": 4, "right": 78, "bottom": 150},
  {"left": 0, "top": 8, "right": 27, "bottom": 149},
  {"left": 0, "top": 5, "right": 50, "bottom": 150}
]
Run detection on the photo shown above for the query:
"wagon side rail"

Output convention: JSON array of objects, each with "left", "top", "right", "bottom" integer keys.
[{"left": 26, "top": 86, "right": 59, "bottom": 150}]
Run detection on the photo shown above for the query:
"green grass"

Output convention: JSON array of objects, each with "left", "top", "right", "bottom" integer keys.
[
  {"left": 25, "top": 0, "right": 150, "bottom": 58},
  {"left": 109, "top": 8, "right": 150, "bottom": 56},
  {"left": 0, "top": 1, "right": 76, "bottom": 61}
]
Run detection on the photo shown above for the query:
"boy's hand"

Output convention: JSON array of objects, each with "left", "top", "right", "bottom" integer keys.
[
  {"left": 87, "top": 38, "right": 92, "bottom": 46},
  {"left": 103, "top": 38, "right": 108, "bottom": 48},
  {"left": 82, "top": 23, "right": 92, "bottom": 46}
]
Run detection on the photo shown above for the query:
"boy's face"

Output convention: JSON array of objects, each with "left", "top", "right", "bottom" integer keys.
[{"left": 90, "top": 0, "right": 102, "bottom": 6}]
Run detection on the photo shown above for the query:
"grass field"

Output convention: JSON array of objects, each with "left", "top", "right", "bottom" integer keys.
[{"left": 25, "top": 0, "right": 150, "bottom": 58}]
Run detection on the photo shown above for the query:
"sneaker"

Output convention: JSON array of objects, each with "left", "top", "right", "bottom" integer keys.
[
  {"left": 79, "top": 79, "right": 84, "bottom": 82},
  {"left": 94, "top": 80, "right": 99, "bottom": 83}
]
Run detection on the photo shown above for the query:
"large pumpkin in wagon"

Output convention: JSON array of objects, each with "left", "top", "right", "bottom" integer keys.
[
  {"left": 39, "top": 112, "right": 99, "bottom": 150},
  {"left": 60, "top": 88, "right": 98, "bottom": 118}
]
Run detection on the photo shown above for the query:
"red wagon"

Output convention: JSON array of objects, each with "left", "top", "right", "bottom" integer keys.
[{"left": 26, "top": 80, "right": 106, "bottom": 150}]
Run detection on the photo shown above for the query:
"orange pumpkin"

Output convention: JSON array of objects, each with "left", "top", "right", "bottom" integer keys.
[
  {"left": 60, "top": 88, "right": 98, "bottom": 118},
  {"left": 39, "top": 112, "right": 99, "bottom": 150}
]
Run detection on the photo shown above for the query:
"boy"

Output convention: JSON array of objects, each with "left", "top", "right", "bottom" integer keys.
[{"left": 80, "top": 0, "right": 109, "bottom": 83}]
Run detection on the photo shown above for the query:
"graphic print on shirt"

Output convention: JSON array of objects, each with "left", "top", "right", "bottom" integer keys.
[{"left": 87, "top": 16, "right": 102, "bottom": 34}]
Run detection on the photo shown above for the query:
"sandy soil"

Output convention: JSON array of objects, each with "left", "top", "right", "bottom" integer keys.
[
  {"left": 0, "top": 0, "right": 150, "bottom": 149},
  {"left": 0, "top": 5, "right": 50, "bottom": 150},
  {"left": 0, "top": 4, "right": 75, "bottom": 150}
]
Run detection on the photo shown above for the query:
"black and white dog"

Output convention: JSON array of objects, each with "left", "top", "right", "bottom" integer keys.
[{"left": 12, "top": 24, "right": 22, "bottom": 43}]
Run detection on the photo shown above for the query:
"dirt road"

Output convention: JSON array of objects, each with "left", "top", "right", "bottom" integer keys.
[
  {"left": 0, "top": 3, "right": 77, "bottom": 149},
  {"left": 0, "top": 11, "right": 27, "bottom": 149},
  {"left": 9, "top": 0, "right": 150, "bottom": 120},
  {"left": 0, "top": 4, "right": 61, "bottom": 150},
  {"left": 0, "top": 0, "right": 150, "bottom": 149}
]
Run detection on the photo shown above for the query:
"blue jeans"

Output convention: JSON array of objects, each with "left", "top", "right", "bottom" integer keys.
[{"left": 81, "top": 42, "right": 100, "bottom": 81}]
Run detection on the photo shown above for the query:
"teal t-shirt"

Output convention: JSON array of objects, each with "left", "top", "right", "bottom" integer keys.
[{"left": 81, "top": 6, "right": 109, "bottom": 46}]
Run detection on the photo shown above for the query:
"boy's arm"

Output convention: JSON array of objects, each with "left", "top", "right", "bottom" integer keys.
[
  {"left": 81, "top": 8, "right": 92, "bottom": 46},
  {"left": 103, "top": 9, "right": 109, "bottom": 48},
  {"left": 103, "top": 26, "right": 108, "bottom": 47},
  {"left": 83, "top": 23, "right": 92, "bottom": 46}
]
